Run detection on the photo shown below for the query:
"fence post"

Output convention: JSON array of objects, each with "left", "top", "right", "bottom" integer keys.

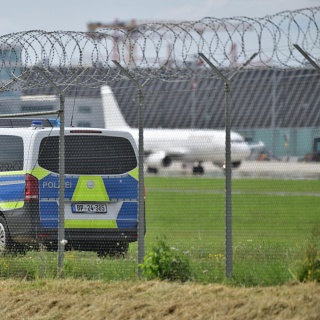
[
  {"left": 198, "top": 52, "right": 258, "bottom": 278},
  {"left": 294, "top": 44, "right": 320, "bottom": 74},
  {"left": 112, "top": 60, "right": 149, "bottom": 277}
]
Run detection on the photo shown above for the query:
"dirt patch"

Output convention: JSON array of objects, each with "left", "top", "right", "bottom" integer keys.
[{"left": 1, "top": 279, "right": 320, "bottom": 319}]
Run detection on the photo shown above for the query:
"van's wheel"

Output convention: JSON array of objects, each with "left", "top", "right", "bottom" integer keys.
[
  {"left": 0, "top": 217, "right": 26, "bottom": 256},
  {"left": 0, "top": 217, "right": 10, "bottom": 256},
  {"left": 97, "top": 242, "right": 129, "bottom": 258}
]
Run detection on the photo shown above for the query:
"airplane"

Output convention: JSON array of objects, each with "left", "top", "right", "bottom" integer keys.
[{"left": 101, "top": 85, "right": 263, "bottom": 174}]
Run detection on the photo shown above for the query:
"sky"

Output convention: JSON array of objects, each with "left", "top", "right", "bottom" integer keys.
[{"left": 0, "top": 0, "right": 319, "bottom": 36}]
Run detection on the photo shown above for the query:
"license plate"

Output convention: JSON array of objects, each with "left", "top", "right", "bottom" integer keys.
[{"left": 72, "top": 203, "right": 107, "bottom": 213}]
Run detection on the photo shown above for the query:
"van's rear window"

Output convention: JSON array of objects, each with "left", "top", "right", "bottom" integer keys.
[
  {"left": 38, "top": 135, "right": 137, "bottom": 174},
  {"left": 0, "top": 135, "right": 23, "bottom": 171}
]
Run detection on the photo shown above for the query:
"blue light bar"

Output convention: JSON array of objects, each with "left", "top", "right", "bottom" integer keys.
[
  {"left": 31, "top": 120, "right": 43, "bottom": 127},
  {"left": 48, "top": 118, "right": 60, "bottom": 127}
]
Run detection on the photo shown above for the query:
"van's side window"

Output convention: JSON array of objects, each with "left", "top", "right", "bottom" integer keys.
[
  {"left": 38, "top": 135, "right": 137, "bottom": 174},
  {"left": 0, "top": 135, "right": 24, "bottom": 171}
]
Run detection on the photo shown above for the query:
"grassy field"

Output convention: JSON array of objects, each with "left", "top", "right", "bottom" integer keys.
[
  {"left": 1, "top": 176, "right": 320, "bottom": 286},
  {"left": 145, "top": 177, "right": 320, "bottom": 245},
  {"left": 144, "top": 177, "right": 320, "bottom": 285}
]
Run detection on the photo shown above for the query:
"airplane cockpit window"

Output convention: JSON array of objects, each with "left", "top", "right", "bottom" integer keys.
[{"left": 231, "top": 139, "right": 245, "bottom": 143}]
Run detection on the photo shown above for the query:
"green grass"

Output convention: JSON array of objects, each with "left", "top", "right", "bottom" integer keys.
[
  {"left": 145, "top": 177, "right": 320, "bottom": 285},
  {"left": 145, "top": 177, "right": 320, "bottom": 243},
  {"left": 1, "top": 177, "right": 320, "bottom": 286}
]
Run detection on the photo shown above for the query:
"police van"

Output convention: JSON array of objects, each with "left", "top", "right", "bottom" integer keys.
[{"left": 0, "top": 118, "right": 140, "bottom": 256}]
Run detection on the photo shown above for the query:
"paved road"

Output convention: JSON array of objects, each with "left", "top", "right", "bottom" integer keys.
[{"left": 236, "top": 160, "right": 320, "bottom": 179}]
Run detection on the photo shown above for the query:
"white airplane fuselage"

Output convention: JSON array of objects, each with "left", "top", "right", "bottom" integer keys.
[{"left": 128, "top": 128, "right": 250, "bottom": 162}]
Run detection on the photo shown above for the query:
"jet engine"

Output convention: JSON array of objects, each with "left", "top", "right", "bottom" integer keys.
[{"left": 145, "top": 152, "right": 172, "bottom": 173}]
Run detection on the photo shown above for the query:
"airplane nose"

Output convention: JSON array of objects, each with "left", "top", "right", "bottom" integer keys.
[{"left": 232, "top": 143, "right": 251, "bottom": 160}]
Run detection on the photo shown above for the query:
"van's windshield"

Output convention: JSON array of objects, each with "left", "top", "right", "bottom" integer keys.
[{"left": 38, "top": 135, "right": 137, "bottom": 175}]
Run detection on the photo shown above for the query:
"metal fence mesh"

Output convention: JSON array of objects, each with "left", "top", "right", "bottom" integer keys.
[{"left": 0, "top": 6, "right": 319, "bottom": 284}]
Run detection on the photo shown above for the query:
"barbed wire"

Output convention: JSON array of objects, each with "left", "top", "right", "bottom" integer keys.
[{"left": 0, "top": 6, "right": 319, "bottom": 89}]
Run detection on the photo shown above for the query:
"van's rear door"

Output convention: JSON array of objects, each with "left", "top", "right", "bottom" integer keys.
[{"left": 34, "top": 129, "right": 139, "bottom": 234}]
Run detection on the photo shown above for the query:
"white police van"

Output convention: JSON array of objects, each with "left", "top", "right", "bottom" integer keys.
[{"left": 0, "top": 118, "right": 140, "bottom": 256}]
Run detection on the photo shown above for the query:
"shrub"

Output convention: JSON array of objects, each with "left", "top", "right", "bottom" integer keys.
[
  {"left": 139, "top": 237, "right": 191, "bottom": 282},
  {"left": 297, "top": 227, "right": 320, "bottom": 282}
]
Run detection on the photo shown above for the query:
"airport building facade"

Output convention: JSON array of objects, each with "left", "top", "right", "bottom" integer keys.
[{"left": 1, "top": 67, "right": 319, "bottom": 159}]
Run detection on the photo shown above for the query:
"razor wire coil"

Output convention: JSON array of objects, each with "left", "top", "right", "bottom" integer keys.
[{"left": 0, "top": 6, "right": 319, "bottom": 89}]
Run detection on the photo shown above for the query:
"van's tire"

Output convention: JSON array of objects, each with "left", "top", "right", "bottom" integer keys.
[
  {"left": 11, "top": 244, "right": 27, "bottom": 255},
  {"left": 0, "top": 216, "right": 27, "bottom": 256},
  {"left": 0, "top": 216, "right": 10, "bottom": 256},
  {"left": 97, "top": 242, "right": 129, "bottom": 258},
  {"left": 44, "top": 243, "right": 58, "bottom": 252}
]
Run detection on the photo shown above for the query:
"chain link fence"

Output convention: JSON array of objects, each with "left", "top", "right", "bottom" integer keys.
[{"left": 0, "top": 6, "right": 319, "bottom": 284}]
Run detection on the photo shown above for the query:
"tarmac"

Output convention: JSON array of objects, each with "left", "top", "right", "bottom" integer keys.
[
  {"left": 235, "top": 160, "right": 320, "bottom": 179},
  {"left": 147, "top": 160, "right": 320, "bottom": 180}
]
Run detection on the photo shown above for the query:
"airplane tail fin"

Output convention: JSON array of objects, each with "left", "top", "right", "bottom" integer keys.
[{"left": 101, "top": 85, "right": 129, "bottom": 129}]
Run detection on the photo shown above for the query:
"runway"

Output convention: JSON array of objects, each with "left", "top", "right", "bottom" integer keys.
[{"left": 146, "top": 160, "right": 320, "bottom": 179}]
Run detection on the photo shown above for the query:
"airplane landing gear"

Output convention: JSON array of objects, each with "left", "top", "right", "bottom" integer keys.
[
  {"left": 147, "top": 167, "right": 158, "bottom": 174},
  {"left": 193, "top": 163, "right": 204, "bottom": 175}
]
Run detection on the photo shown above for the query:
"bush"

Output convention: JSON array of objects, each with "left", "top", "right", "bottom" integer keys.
[
  {"left": 297, "top": 227, "right": 320, "bottom": 282},
  {"left": 140, "top": 237, "right": 192, "bottom": 282}
]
